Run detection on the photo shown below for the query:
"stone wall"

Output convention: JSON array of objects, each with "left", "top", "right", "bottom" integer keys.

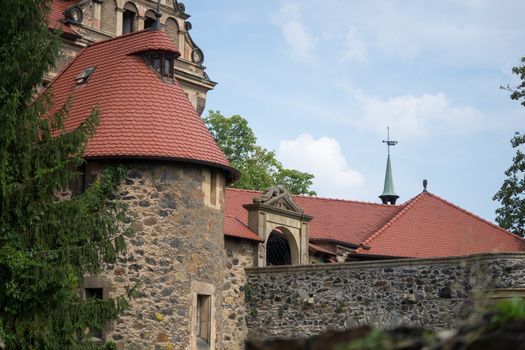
[
  {"left": 222, "top": 239, "right": 257, "bottom": 350},
  {"left": 245, "top": 253, "right": 525, "bottom": 340},
  {"left": 86, "top": 160, "right": 226, "bottom": 350}
]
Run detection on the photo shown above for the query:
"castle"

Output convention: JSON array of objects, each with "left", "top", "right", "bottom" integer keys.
[{"left": 44, "top": 1, "right": 525, "bottom": 349}]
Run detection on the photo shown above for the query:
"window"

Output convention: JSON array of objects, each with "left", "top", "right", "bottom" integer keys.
[
  {"left": 144, "top": 10, "right": 156, "bottom": 29},
  {"left": 143, "top": 52, "right": 175, "bottom": 79},
  {"left": 81, "top": 277, "right": 109, "bottom": 342},
  {"left": 210, "top": 170, "right": 217, "bottom": 207},
  {"left": 68, "top": 163, "right": 86, "bottom": 196},
  {"left": 196, "top": 294, "right": 211, "bottom": 345},
  {"left": 122, "top": 10, "right": 135, "bottom": 33},
  {"left": 84, "top": 288, "right": 104, "bottom": 340},
  {"left": 75, "top": 67, "right": 96, "bottom": 85}
]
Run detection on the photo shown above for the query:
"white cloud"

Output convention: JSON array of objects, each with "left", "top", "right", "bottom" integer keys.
[
  {"left": 336, "top": 82, "right": 485, "bottom": 139},
  {"left": 340, "top": 29, "right": 368, "bottom": 63},
  {"left": 271, "top": 3, "right": 318, "bottom": 62},
  {"left": 278, "top": 133, "right": 364, "bottom": 198}
]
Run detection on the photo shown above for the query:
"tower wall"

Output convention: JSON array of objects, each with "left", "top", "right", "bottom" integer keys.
[{"left": 85, "top": 160, "right": 226, "bottom": 350}]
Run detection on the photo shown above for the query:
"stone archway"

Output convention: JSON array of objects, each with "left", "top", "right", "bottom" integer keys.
[
  {"left": 244, "top": 186, "right": 312, "bottom": 267},
  {"left": 266, "top": 227, "right": 301, "bottom": 266}
]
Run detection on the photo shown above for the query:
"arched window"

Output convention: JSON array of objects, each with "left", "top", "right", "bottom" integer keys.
[
  {"left": 164, "top": 17, "right": 179, "bottom": 47},
  {"left": 122, "top": 2, "right": 138, "bottom": 34},
  {"left": 266, "top": 230, "right": 291, "bottom": 266},
  {"left": 100, "top": 0, "right": 117, "bottom": 34},
  {"left": 144, "top": 10, "right": 156, "bottom": 29}
]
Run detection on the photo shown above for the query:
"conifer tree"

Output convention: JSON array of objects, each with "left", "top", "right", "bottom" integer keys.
[{"left": 0, "top": 1, "right": 131, "bottom": 348}]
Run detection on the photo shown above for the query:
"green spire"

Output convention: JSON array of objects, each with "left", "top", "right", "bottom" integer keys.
[
  {"left": 379, "top": 128, "right": 399, "bottom": 205},
  {"left": 379, "top": 154, "right": 399, "bottom": 205}
]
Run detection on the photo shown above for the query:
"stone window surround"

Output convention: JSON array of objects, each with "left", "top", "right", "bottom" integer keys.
[
  {"left": 80, "top": 276, "right": 110, "bottom": 341},
  {"left": 190, "top": 281, "right": 216, "bottom": 350},
  {"left": 203, "top": 169, "right": 223, "bottom": 210}
]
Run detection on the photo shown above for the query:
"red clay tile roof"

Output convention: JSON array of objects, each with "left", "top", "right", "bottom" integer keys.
[
  {"left": 355, "top": 192, "right": 525, "bottom": 258},
  {"left": 225, "top": 188, "right": 525, "bottom": 257},
  {"left": 225, "top": 188, "right": 403, "bottom": 245},
  {"left": 43, "top": 29, "right": 237, "bottom": 180},
  {"left": 224, "top": 215, "right": 263, "bottom": 242},
  {"left": 48, "top": 0, "right": 78, "bottom": 35},
  {"left": 309, "top": 242, "right": 336, "bottom": 256},
  {"left": 294, "top": 195, "right": 404, "bottom": 246}
]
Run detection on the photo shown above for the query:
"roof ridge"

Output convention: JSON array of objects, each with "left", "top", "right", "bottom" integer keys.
[
  {"left": 295, "top": 193, "right": 404, "bottom": 207},
  {"left": 357, "top": 192, "right": 425, "bottom": 251},
  {"left": 225, "top": 187, "right": 405, "bottom": 207},
  {"left": 85, "top": 29, "right": 154, "bottom": 49},
  {"left": 425, "top": 192, "right": 525, "bottom": 242}
]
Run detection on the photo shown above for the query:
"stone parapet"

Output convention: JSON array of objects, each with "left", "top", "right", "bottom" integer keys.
[{"left": 245, "top": 253, "right": 525, "bottom": 339}]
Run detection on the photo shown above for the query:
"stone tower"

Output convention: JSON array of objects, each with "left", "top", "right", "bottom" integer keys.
[
  {"left": 47, "top": 0, "right": 215, "bottom": 115},
  {"left": 44, "top": 28, "right": 238, "bottom": 349}
]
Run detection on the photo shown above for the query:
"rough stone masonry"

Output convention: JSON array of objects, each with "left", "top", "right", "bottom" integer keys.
[{"left": 245, "top": 253, "right": 525, "bottom": 340}]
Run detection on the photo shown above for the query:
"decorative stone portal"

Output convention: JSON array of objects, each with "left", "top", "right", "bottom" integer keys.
[{"left": 243, "top": 186, "right": 312, "bottom": 266}]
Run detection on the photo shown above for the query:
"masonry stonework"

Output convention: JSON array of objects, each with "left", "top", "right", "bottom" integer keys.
[
  {"left": 86, "top": 161, "right": 226, "bottom": 350},
  {"left": 245, "top": 253, "right": 525, "bottom": 340},
  {"left": 222, "top": 239, "right": 257, "bottom": 350}
]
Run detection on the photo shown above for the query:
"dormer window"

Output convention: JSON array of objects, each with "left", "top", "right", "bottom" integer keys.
[
  {"left": 144, "top": 52, "right": 174, "bottom": 79},
  {"left": 75, "top": 67, "right": 96, "bottom": 84}
]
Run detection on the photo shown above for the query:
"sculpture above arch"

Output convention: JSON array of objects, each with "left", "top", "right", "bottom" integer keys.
[{"left": 254, "top": 185, "right": 303, "bottom": 213}]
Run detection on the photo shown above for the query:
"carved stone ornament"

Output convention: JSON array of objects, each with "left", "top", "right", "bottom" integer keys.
[
  {"left": 253, "top": 185, "right": 304, "bottom": 213},
  {"left": 173, "top": 0, "right": 186, "bottom": 14},
  {"left": 191, "top": 47, "right": 204, "bottom": 65}
]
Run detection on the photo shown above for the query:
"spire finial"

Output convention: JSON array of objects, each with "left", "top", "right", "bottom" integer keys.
[
  {"left": 423, "top": 179, "right": 428, "bottom": 192},
  {"left": 152, "top": 0, "right": 162, "bottom": 31},
  {"left": 379, "top": 127, "right": 399, "bottom": 205},
  {"left": 382, "top": 126, "right": 398, "bottom": 155}
]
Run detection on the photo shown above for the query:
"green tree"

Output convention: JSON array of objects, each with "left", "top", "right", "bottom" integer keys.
[
  {"left": 0, "top": 1, "right": 131, "bottom": 348},
  {"left": 494, "top": 57, "right": 525, "bottom": 236},
  {"left": 204, "top": 111, "right": 316, "bottom": 195}
]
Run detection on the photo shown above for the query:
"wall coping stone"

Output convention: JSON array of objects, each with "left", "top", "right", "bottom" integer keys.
[{"left": 245, "top": 252, "right": 525, "bottom": 274}]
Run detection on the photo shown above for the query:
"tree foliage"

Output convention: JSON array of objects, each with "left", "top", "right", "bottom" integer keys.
[
  {"left": 204, "top": 111, "right": 316, "bottom": 195},
  {"left": 493, "top": 133, "right": 525, "bottom": 236},
  {"left": 0, "top": 1, "right": 131, "bottom": 348},
  {"left": 494, "top": 57, "right": 525, "bottom": 236}
]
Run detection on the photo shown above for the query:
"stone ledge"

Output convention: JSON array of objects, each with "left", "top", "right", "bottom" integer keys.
[{"left": 245, "top": 252, "right": 525, "bottom": 274}]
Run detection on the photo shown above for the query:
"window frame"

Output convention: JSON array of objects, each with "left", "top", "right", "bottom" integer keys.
[
  {"left": 80, "top": 276, "right": 110, "bottom": 342},
  {"left": 143, "top": 52, "right": 175, "bottom": 79}
]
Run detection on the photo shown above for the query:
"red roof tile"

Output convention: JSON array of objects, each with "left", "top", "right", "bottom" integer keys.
[
  {"left": 224, "top": 215, "right": 263, "bottom": 241},
  {"left": 294, "top": 195, "right": 404, "bottom": 246},
  {"left": 355, "top": 192, "right": 525, "bottom": 257},
  {"left": 225, "top": 188, "right": 403, "bottom": 246},
  {"left": 225, "top": 188, "right": 525, "bottom": 257},
  {"left": 43, "top": 29, "right": 237, "bottom": 180}
]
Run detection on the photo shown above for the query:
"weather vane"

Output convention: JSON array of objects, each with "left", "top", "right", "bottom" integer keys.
[{"left": 382, "top": 127, "right": 398, "bottom": 155}]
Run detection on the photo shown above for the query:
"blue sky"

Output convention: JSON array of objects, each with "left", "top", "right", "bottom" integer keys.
[{"left": 185, "top": 0, "right": 524, "bottom": 222}]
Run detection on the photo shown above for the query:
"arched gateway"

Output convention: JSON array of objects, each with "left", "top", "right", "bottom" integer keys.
[{"left": 243, "top": 186, "right": 312, "bottom": 266}]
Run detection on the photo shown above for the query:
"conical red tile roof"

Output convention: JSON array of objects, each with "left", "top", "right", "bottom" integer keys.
[{"left": 44, "top": 29, "right": 238, "bottom": 180}]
